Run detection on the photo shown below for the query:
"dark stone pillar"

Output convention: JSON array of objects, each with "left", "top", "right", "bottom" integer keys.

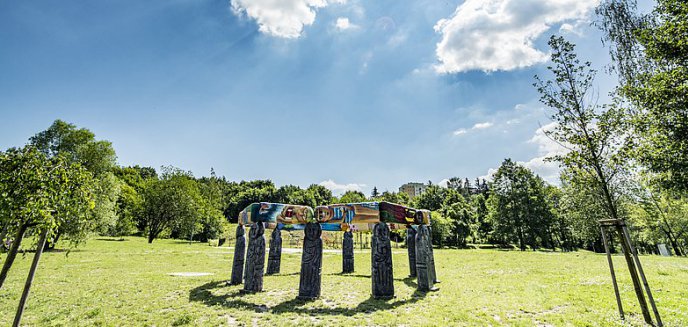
[
  {"left": 266, "top": 228, "right": 282, "bottom": 275},
  {"left": 298, "top": 222, "right": 323, "bottom": 300},
  {"left": 229, "top": 225, "right": 246, "bottom": 285},
  {"left": 428, "top": 227, "right": 439, "bottom": 283},
  {"left": 342, "top": 231, "right": 354, "bottom": 273},
  {"left": 371, "top": 222, "right": 394, "bottom": 299},
  {"left": 406, "top": 226, "right": 417, "bottom": 277},
  {"left": 415, "top": 225, "right": 435, "bottom": 292},
  {"left": 242, "top": 223, "right": 265, "bottom": 293}
]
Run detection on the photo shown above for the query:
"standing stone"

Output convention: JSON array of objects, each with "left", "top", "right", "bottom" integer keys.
[
  {"left": 298, "top": 222, "right": 323, "bottom": 300},
  {"left": 229, "top": 225, "right": 246, "bottom": 285},
  {"left": 371, "top": 222, "right": 394, "bottom": 299},
  {"left": 266, "top": 228, "right": 282, "bottom": 275},
  {"left": 428, "top": 227, "right": 439, "bottom": 284},
  {"left": 342, "top": 231, "right": 354, "bottom": 273},
  {"left": 406, "top": 226, "right": 417, "bottom": 277},
  {"left": 415, "top": 225, "right": 434, "bottom": 291},
  {"left": 242, "top": 223, "right": 266, "bottom": 293}
]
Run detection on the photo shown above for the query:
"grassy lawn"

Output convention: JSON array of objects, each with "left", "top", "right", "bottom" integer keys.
[{"left": 0, "top": 237, "right": 686, "bottom": 326}]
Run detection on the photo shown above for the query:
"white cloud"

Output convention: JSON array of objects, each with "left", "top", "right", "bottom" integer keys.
[
  {"left": 453, "top": 121, "right": 494, "bottom": 136},
  {"left": 472, "top": 122, "right": 493, "bottom": 129},
  {"left": 231, "top": 0, "right": 346, "bottom": 38},
  {"left": 319, "top": 179, "right": 366, "bottom": 195},
  {"left": 335, "top": 17, "right": 357, "bottom": 31},
  {"left": 434, "top": 0, "right": 599, "bottom": 73},
  {"left": 523, "top": 122, "right": 566, "bottom": 184}
]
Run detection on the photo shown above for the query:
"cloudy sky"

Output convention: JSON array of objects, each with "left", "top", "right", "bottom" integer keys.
[{"left": 0, "top": 0, "right": 622, "bottom": 195}]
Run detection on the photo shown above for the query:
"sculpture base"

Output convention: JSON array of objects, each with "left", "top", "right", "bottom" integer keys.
[
  {"left": 227, "top": 281, "right": 241, "bottom": 286},
  {"left": 373, "top": 295, "right": 396, "bottom": 300},
  {"left": 239, "top": 289, "right": 263, "bottom": 294},
  {"left": 296, "top": 295, "right": 319, "bottom": 301}
]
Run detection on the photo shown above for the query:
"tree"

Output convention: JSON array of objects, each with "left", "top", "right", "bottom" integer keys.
[
  {"left": 412, "top": 185, "right": 445, "bottom": 211},
  {"left": 487, "top": 159, "right": 553, "bottom": 250},
  {"left": 598, "top": 0, "right": 688, "bottom": 192},
  {"left": 470, "top": 194, "right": 491, "bottom": 243},
  {"left": 534, "top": 36, "right": 632, "bottom": 227},
  {"left": 371, "top": 186, "right": 379, "bottom": 199},
  {"left": 29, "top": 120, "right": 117, "bottom": 248},
  {"left": 0, "top": 146, "right": 94, "bottom": 288},
  {"left": 339, "top": 191, "right": 367, "bottom": 204},
  {"left": 141, "top": 167, "right": 204, "bottom": 243}
]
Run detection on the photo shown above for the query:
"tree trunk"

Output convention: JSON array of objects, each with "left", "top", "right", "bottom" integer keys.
[
  {"left": 517, "top": 226, "right": 525, "bottom": 251},
  {"left": 43, "top": 230, "right": 61, "bottom": 251},
  {"left": 0, "top": 223, "right": 8, "bottom": 252},
  {"left": 0, "top": 224, "right": 29, "bottom": 289},
  {"left": 13, "top": 228, "right": 49, "bottom": 327}
]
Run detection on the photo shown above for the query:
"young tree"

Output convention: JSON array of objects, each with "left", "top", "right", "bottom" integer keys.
[
  {"left": 0, "top": 146, "right": 94, "bottom": 288},
  {"left": 29, "top": 120, "right": 117, "bottom": 248},
  {"left": 534, "top": 36, "right": 632, "bottom": 226}
]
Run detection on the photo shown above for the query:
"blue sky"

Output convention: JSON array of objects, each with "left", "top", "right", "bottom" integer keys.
[{"left": 0, "top": 0, "right": 621, "bottom": 195}]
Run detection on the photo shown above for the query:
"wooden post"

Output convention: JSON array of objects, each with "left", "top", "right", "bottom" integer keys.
[
  {"left": 298, "top": 222, "right": 323, "bottom": 300},
  {"left": 266, "top": 228, "right": 282, "bottom": 275},
  {"left": 342, "top": 231, "right": 354, "bottom": 273},
  {"left": 371, "top": 222, "right": 394, "bottom": 299},
  {"left": 229, "top": 225, "right": 245, "bottom": 285},
  {"left": 242, "top": 223, "right": 265, "bottom": 293},
  {"left": 13, "top": 228, "right": 49, "bottom": 327},
  {"left": 600, "top": 225, "right": 624, "bottom": 320},
  {"left": 621, "top": 225, "right": 663, "bottom": 327},
  {"left": 615, "top": 224, "right": 652, "bottom": 324},
  {"left": 406, "top": 226, "right": 417, "bottom": 277}
]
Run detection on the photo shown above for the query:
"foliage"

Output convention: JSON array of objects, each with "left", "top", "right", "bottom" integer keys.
[
  {"left": 141, "top": 167, "right": 204, "bottom": 243},
  {"left": 534, "top": 36, "right": 632, "bottom": 225},
  {"left": 411, "top": 185, "right": 445, "bottom": 211},
  {"left": 487, "top": 159, "right": 554, "bottom": 250},
  {"left": 29, "top": 120, "right": 118, "bottom": 246},
  {"left": 597, "top": 0, "right": 688, "bottom": 192},
  {"left": 338, "top": 191, "right": 366, "bottom": 204}
]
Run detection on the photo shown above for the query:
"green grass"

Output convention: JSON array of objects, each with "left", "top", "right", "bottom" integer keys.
[{"left": 0, "top": 237, "right": 687, "bottom": 326}]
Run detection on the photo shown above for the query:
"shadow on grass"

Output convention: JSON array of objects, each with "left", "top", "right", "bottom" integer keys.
[
  {"left": 189, "top": 276, "right": 429, "bottom": 315},
  {"left": 326, "top": 272, "right": 411, "bottom": 282},
  {"left": 95, "top": 238, "right": 127, "bottom": 242}
]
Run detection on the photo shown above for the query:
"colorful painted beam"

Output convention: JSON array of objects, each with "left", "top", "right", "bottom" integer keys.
[{"left": 238, "top": 201, "right": 431, "bottom": 230}]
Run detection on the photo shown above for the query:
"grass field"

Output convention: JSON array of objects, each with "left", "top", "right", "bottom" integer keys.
[{"left": 0, "top": 237, "right": 686, "bottom": 326}]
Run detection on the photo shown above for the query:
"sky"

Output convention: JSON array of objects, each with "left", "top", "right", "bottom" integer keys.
[{"left": 0, "top": 0, "right": 625, "bottom": 195}]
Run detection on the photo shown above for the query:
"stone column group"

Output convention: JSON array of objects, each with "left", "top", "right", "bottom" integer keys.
[{"left": 228, "top": 222, "right": 438, "bottom": 298}]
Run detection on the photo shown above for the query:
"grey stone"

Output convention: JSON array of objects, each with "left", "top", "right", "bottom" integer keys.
[
  {"left": 266, "top": 228, "right": 282, "bottom": 275},
  {"left": 371, "top": 222, "right": 394, "bottom": 299},
  {"left": 242, "top": 223, "right": 265, "bottom": 293},
  {"left": 229, "top": 225, "right": 245, "bottom": 285},
  {"left": 342, "top": 231, "right": 354, "bottom": 273},
  {"left": 406, "top": 226, "right": 417, "bottom": 277},
  {"left": 298, "top": 222, "right": 323, "bottom": 300}
]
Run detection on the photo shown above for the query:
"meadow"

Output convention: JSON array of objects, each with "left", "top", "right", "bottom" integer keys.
[{"left": 0, "top": 237, "right": 686, "bottom": 326}]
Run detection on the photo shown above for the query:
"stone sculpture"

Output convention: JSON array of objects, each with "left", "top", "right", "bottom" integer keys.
[
  {"left": 229, "top": 224, "right": 246, "bottom": 285},
  {"left": 242, "top": 223, "right": 265, "bottom": 293},
  {"left": 428, "top": 227, "right": 439, "bottom": 284},
  {"left": 406, "top": 226, "right": 417, "bottom": 277},
  {"left": 266, "top": 227, "right": 282, "bottom": 275},
  {"left": 371, "top": 222, "right": 394, "bottom": 299},
  {"left": 298, "top": 222, "right": 323, "bottom": 300},
  {"left": 415, "top": 225, "right": 434, "bottom": 291},
  {"left": 343, "top": 231, "right": 354, "bottom": 273}
]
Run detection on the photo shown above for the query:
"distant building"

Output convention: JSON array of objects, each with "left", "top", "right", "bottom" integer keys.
[{"left": 399, "top": 182, "right": 427, "bottom": 199}]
